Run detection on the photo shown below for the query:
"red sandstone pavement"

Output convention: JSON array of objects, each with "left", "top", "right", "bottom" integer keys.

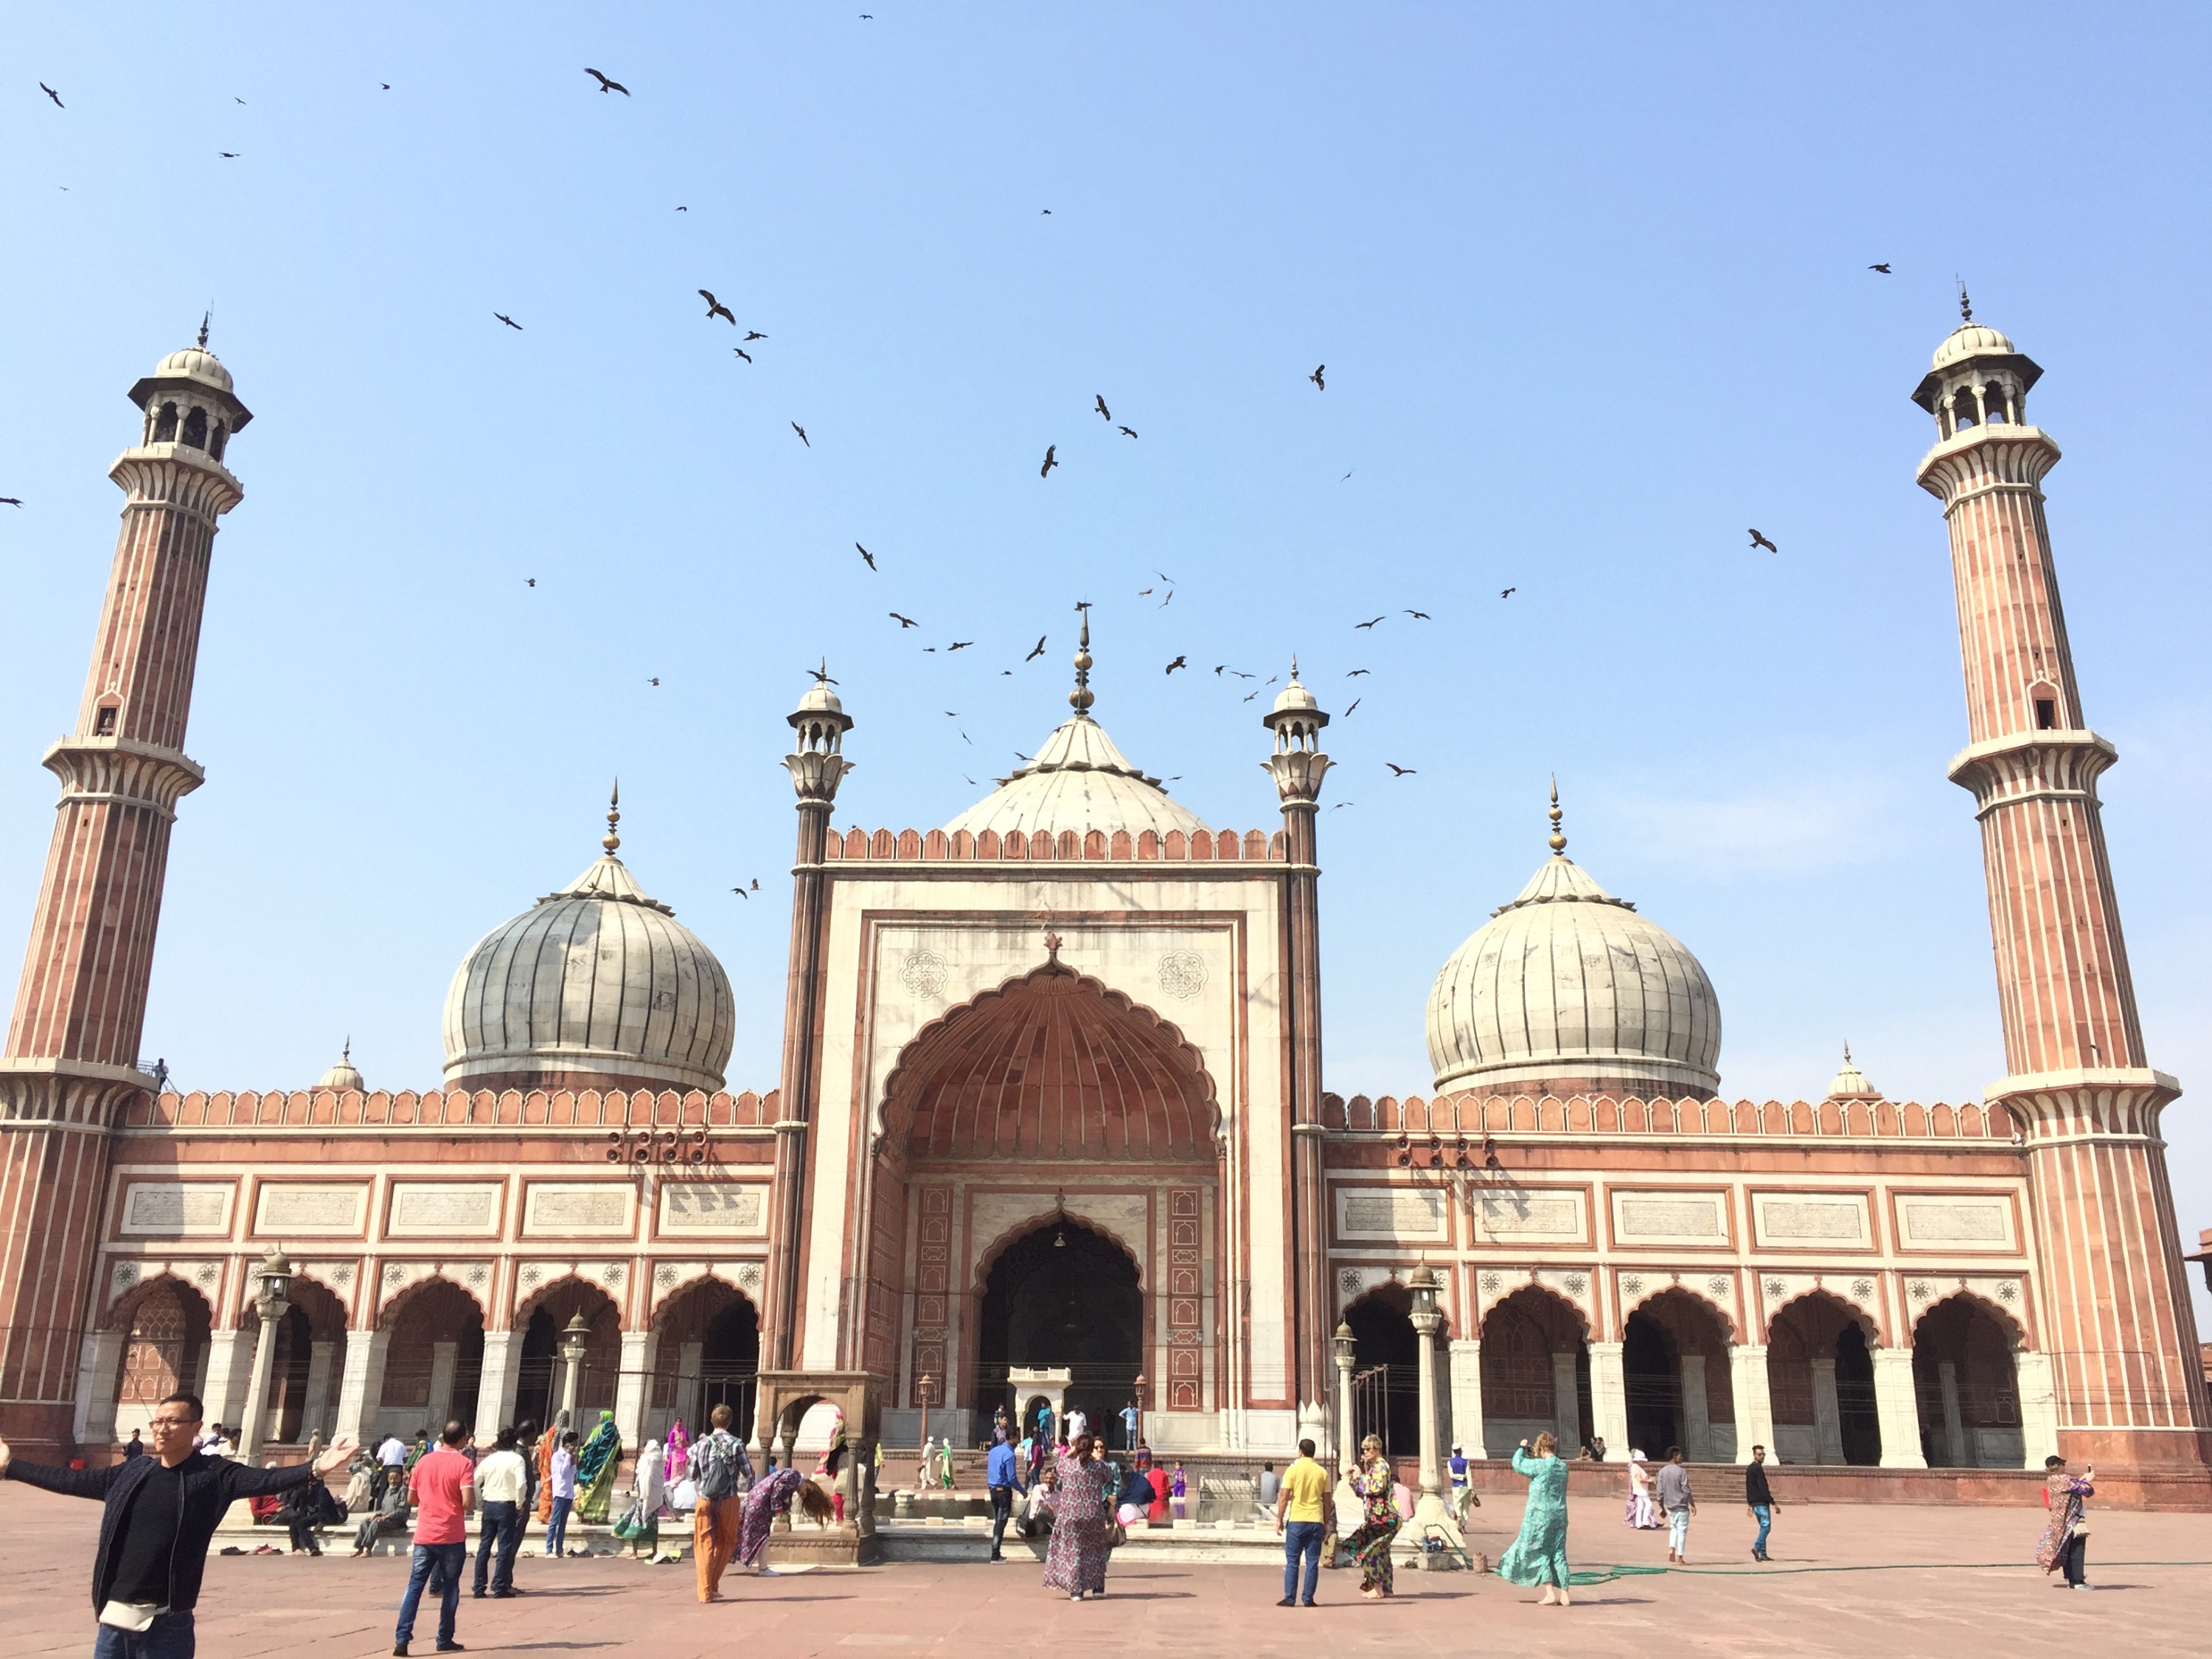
[{"left": 5, "top": 1486, "right": 2208, "bottom": 1658}]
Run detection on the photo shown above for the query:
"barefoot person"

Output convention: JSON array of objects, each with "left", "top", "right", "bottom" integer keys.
[
  {"left": 1498, "top": 1432, "right": 1573, "bottom": 1607},
  {"left": 0, "top": 1390, "right": 354, "bottom": 1658},
  {"left": 1345, "top": 1435, "right": 1400, "bottom": 1600}
]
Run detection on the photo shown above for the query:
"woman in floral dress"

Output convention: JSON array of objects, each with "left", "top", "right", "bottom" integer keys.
[
  {"left": 2035, "top": 1455, "right": 2096, "bottom": 1589},
  {"left": 1040, "top": 1433, "right": 1113, "bottom": 1600},
  {"left": 734, "top": 1462, "right": 835, "bottom": 1573},
  {"left": 1499, "top": 1432, "right": 1573, "bottom": 1605},
  {"left": 1346, "top": 1435, "right": 1400, "bottom": 1599}
]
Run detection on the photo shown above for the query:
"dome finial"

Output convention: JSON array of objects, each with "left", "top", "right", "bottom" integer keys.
[
  {"left": 342, "top": 1036, "right": 351, "bottom": 1064},
  {"left": 1547, "top": 775, "right": 1567, "bottom": 855},
  {"left": 1069, "top": 601, "right": 1095, "bottom": 715},
  {"left": 198, "top": 306, "right": 210, "bottom": 349},
  {"left": 1958, "top": 279, "right": 1972, "bottom": 324},
  {"left": 602, "top": 780, "right": 621, "bottom": 855}
]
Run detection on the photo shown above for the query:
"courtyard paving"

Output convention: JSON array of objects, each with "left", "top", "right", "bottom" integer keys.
[{"left": 4, "top": 1484, "right": 2208, "bottom": 1657}]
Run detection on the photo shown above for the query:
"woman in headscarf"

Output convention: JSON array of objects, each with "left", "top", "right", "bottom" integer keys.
[
  {"left": 733, "top": 1461, "right": 835, "bottom": 1575},
  {"left": 1626, "top": 1450, "right": 1660, "bottom": 1528},
  {"left": 2036, "top": 1454, "right": 2096, "bottom": 1590},
  {"left": 616, "top": 1438, "right": 667, "bottom": 1558},
  {"left": 663, "top": 1418, "right": 689, "bottom": 1489},
  {"left": 1345, "top": 1435, "right": 1400, "bottom": 1599},
  {"left": 574, "top": 1408, "right": 622, "bottom": 1523},
  {"left": 1040, "top": 1433, "right": 1112, "bottom": 1601},
  {"left": 535, "top": 1413, "right": 567, "bottom": 1525},
  {"left": 1498, "top": 1432, "right": 1573, "bottom": 1606}
]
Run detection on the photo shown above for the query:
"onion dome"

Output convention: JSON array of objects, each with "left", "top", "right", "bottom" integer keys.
[
  {"left": 442, "top": 788, "right": 734, "bottom": 1093},
  {"left": 945, "top": 612, "right": 1208, "bottom": 840},
  {"left": 1825, "top": 1044, "right": 1882, "bottom": 1102},
  {"left": 1930, "top": 321, "right": 2017, "bottom": 372},
  {"left": 127, "top": 320, "right": 253, "bottom": 428},
  {"left": 1425, "top": 784, "right": 1721, "bottom": 1098},
  {"left": 316, "top": 1041, "right": 365, "bottom": 1092}
]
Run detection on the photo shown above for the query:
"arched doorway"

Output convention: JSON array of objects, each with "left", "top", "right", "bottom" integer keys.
[
  {"left": 652, "top": 1279, "right": 760, "bottom": 1442},
  {"left": 1624, "top": 1290, "right": 1736, "bottom": 1461},
  {"left": 238, "top": 1278, "right": 348, "bottom": 1444},
  {"left": 378, "top": 1279, "right": 485, "bottom": 1438},
  {"left": 1345, "top": 1284, "right": 1420, "bottom": 1459},
  {"left": 973, "top": 1220, "right": 1142, "bottom": 1434},
  {"left": 513, "top": 1279, "right": 620, "bottom": 1432},
  {"left": 1913, "top": 1295, "right": 2025, "bottom": 1469},
  {"left": 1481, "top": 1287, "right": 1589, "bottom": 1452},
  {"left": 110, "top": 1276, "right": 213, "bottom": 1439},
  {"left": 1767, "top": 1292, "right": 1880, "bottom": 1466}
]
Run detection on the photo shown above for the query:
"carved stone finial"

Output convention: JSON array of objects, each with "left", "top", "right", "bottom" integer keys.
[
  {"left": 602, "top": 781, "right": 621, "bottom": 855},
  {"left": 1547, "top": 775, "right": 1567, "bottom": 855}
]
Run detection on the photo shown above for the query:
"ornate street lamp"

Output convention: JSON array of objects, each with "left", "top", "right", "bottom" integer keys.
[
  {"left": 557, "top": 1311, "right": 590, "bottom": 1424},
  {"left": 1332, "top": 1322, "right": 1357, "bottom": 1472},
  {"left": 1405, "top": 1264, "right": 1456, "bottom": 1550},
  {"left": 916, "top": 1372, "right": 936, "bottom": 1487},
  {"left": 237, "top": 1243, "right": 294, "bottom": 1460}
]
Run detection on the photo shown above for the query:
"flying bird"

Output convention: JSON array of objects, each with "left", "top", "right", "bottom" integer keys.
[
  {"left": 1385, "top": 763, "right": 1416, "bottom": 776},
  {"left": 1229, "top": 670, "right": 1254, "bottom": 680},
  {"left": 1310, "top": 364, "right": 1325, "bottom": 391},
  {"left": 1868, "top": 262, "right": 1892, "bottom": 274},
  {"left": 649, "top": 677, "right": 661, "bottom": 686},
  {"left": 494, "top": 313, "right": 523, "bottom": 330},
  {"left": 1119, "top": 425, "right": 1138, "bottom": 439},
  {"left": 218, "top": 152, "right": 239, "bottom": 159},
  {"left": 890, "top": 612, "right": 918, "bottom": 627},
  {"left": 1165, "top": 656, "right": 1187, "bottom": 675},
  {"left": 1500, "top": 587, "right": 1516, "bottom": 598},
  {"left": 1094, "top": 394, "right": 1112, "bottom": 422},
  {"left": 1355, "top": 616, "right": 1384, "bottom": 630},
  {"left": 1159, "top": 589, "right": 1173, "bottom": 608},
  {"left": 1342, "top": 471, "right": 1354, "bottom": 481},
  {"left": 743, "top": 330, "right": 768, "bottom": 341},
  {"left": 1040, "top": 445, "right": 1058, "bottom": 478},
  {"left": 0, "top": 497, "right": 21, "bottom": 507},
  {"left": 792, "top": 422, "right": 810, "bottom": 446},
  {"left": 1405, "top": 609, "right": 1430, "bottom": 620},
  {"left": 675, "top": 205, "right": 687, "bottom": 211},
  {"left": 699, "top": 290, "right": 737, "bottom": 324},
  {"left": 585, "top": 68, "right": 630, "bottom": 95},
  {"left": 731, "top": 886, "right": 748, "bottom": 900},
  {"left": 40, "top": 83, "right": 63, "bottom": 108},
  {"left": 1026, "top": 636, "right": 1046, "bottom": 661},
  {"left": 1241, "top": 690, "right": 1259, "bottom": 702},
  {"left": 857, "top": 543, "right": 876, "bottom": 569},
  {"left": 1330, "top": 801, "right": 1354, "bottom": 810},
  {"left": 1749, "top": 528, "right": 1778, "bottom": 553},
  {"left": 525, "top": 577, "right": 535, "bottom": 587},
  {"left": 733, "top": 347, "right": 752, "bottom": 363},
  {"left": 1346, "top": 668, "right": 1371, "bottom": 677},
  {"left": 1040, "top": 208, "right": 1051, "bottom": 215},
  {"left": 947, "top": 640, "right": 973, "bottom": 651},
  {"left": 808, "top": 660, "right": 839, "bottom": 684},
  {"left": 380, "top": 83, "right": 391, "bottom": 90},
  {"left": 1137, "top": 588, "right": 1152, "bottom": 597},
  {"left": 1343, "top": 698, "right": 1360, "bottom": 716}
]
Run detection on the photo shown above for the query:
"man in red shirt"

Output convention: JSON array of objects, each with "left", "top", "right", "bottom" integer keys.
[{"left": 393, "top": 1420, "right": 476, "bottom": 1655}]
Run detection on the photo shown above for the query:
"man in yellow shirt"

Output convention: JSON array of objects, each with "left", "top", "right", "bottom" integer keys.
[{"left": 1272, "top": 1438, "right": 1332, "bottom": 1607}]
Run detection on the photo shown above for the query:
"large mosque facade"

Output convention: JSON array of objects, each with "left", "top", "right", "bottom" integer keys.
[{"left": 1, "top": 319, "right": 2206, "bottom": 1504}]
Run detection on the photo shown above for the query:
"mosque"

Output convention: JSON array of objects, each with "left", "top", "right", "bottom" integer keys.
[{"left": 0, "top": 315, "right": 2206, "bottom": 1508}]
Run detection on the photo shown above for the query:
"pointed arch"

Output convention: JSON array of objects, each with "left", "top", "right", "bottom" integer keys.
[{"left": 1620, "top": 1277, "right": 1738, "bottom": 1342}]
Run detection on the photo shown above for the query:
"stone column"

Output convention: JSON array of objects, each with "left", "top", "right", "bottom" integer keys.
[
  {"left": 1871, "top": 1348, "right": 1927, "bottom": 1469},
  {"left": 301, "top": 1340, "right": 337, "bottom": 1440},
  {"left": 74, "top": 1327, "right": 128, "bottom": 1447},
  {"left": 333, "top": 1328, "right": 390, "bottom": 1445},
  {"left": 1408, "top": 1287, "right": 1453, "bottom": 1547},
  {"left": 677, "top": 1340, "right": 704, "bottom": 1432},
  {"left": 1332, "top": 1327, "right": 1357, "bottom": 1473},
  {"left": 1447, "top": 1338, "right": 1486, "bottom": 1460},
  {"left": 2015, "top": 1349, "right": 2060, "bottom": 1470},
  {"left": 474, "top": 1330, "right": 520, "bottom": 1436},
  {"left": 200, "top": 1329, "right": 254, "bottom": 1440},
  {"left": 237, "top": 1314, "right": 282, "bottom": 1459},
  {"left": 425, "top": 1340, "right": 459, "bottom": 1428},
  {"left": 1549, "top": 1351, "right": 1579, "bottom": 1447},
  {"left": 1728, "top": 1344, "right": 1773, "bottom": 1463},
  {"left": 1587, "top": 1340, "right": 1629, "bottom": 1455},
  {"left": 614, "top": 1330, "right": 657, "bottom": 1448},
  {"left": 1809, "top": 1357, "right": 1844, "bottom": 1464},
  {"left": 1679, "top": 1354, "right": 1711, "bottom": 1463},
  {"left": 1938, "top": 1360, "right": 1968, "bottom": 1467}
]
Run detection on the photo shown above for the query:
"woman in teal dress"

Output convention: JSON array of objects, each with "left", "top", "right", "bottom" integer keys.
[
  {"left": 1346, "top": 1434, "right": 1401, "bottom": 1599},
  {"left": 574, "top": 1408, "right": 623, "bottom": 1523},
  {"left": 1498, "top": 1431, "right": 1573, "bottom": 1606}
]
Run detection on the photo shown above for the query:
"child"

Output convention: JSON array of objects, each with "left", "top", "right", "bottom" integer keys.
[{"left": 1170, "top": 1461, "right": 1189, "bottom": 1520}]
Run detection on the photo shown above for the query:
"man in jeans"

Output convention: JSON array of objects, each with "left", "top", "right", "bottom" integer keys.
[
  {"left": 986, "top": 1431, "right": 1025, "bottom": 1562},
  {"left": 471, "top": 1426, "right": 529, "bottom": 1599},
  {"left": 1271, "top": 1437, "right": 1331, "bottom": 1607},
  {"left": 393, "top": 1419, "right": 476, "bottom": 1656},
  {"left": 0, "top": 1389, "right": 354, "bottom": 1659},
  {"left": 1744, "top": 1444, "right": 1778, "bottom": 1562},
  {"left": 1658, "top": 1444, "right": 1696, "bottom": 1565}
]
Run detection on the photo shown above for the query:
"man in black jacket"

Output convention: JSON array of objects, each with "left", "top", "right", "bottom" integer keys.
[
  {"left": 1745, "top": 1443, "right": 1778, "bottom": 1562},
  {"left": 0, "top": 1388, "right": 355, "bottom": 1658}
]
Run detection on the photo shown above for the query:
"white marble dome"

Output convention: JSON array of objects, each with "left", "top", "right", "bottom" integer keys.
[
  {"left": 945, "top": 713, "right": 1208, "bottom": 840},
  {"left": 1930, "top": 322, "right": 2017, "bottom": 372},
  {"left": 152, "top": 344, "right": 235, "bottom": 393},
  {"left": 1425, "top": 851, "right": 1720, "bottom": 1097},
  {"left": 442, "top": 848, "right": 734, "bottom": 1093}
]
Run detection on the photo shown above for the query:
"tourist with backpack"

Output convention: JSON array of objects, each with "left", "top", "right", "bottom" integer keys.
[{"left": 686, "top": 1403, "right": 756, "bottom": 1601}]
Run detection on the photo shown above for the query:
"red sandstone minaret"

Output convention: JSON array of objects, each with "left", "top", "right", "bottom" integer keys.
[
  {"left": 0, "top": 333, "right": 249, "bottom": 1453},
  {"left": 1915, "top": 296, "right": 2211, "bottom": 1471}
]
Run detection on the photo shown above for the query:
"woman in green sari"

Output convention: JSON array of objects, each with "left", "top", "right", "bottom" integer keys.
[
  {"left": 574, "top": 1408, "right": 623, "bottom": 1523},
  {"left": 1498, "top": 1431, "right": 1573, "bottom": 1605}
]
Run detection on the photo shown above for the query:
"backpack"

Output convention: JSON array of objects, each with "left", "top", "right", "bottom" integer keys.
[{"left": 696, "top": 1433, "right": 738, "bottom": 1502}]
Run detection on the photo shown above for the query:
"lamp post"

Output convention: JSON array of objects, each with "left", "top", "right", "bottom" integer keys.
[
  {"left": 1130, "top": 1372, "right": 1146, "bottom": 1453},
  {"left": 557, "top": 1312, "right": 590, "bottom": 1425},
  {"left": 916, "top": 1372, "right": 936, "bottom": 1487},
  {"left": 1405, "top": 1265, "right": 1456, "bottom": 1548},
  {"left": 1332, "top": 1323, "right": 1357, "bottom": 1474},
  {"left": 237, "top": 1244, "right": 293, "bottom": 1460}
]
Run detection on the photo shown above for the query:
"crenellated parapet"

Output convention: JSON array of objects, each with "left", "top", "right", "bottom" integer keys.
[
  {"left": 821, "top": 824, "right": 1286, "bottom": 863},
  {"left": 120, "top": 1084, "right": 781, "bottom": 1132},
  {"left": 1321, "top": 1090, "right": 2015, "bottom": 1143}
]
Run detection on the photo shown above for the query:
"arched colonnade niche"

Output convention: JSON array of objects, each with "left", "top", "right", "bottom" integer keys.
[
  {"left": 1623, "top": 1288, "right": 1736, "bottom": 1462},
  {"left": 107, "top": 1275, "right": 213, "bottom": 1439},
  {"left": 1479, "top": 1286, "right": 1589, "bottom": 1454},
  {"left": 375, "top": 1276, "right": 485, "bottom": 1441},
  {"left": 1343, "top": 1283, "right": 1425, "bottom": 1459},
  {"left": 1911, "top": 1293, "right": 2025, "bottom": 1469},
  {"left": 1766, "top": 1291, "right": 1882, "bottom": 1466},
  {"left": 973, "top": 1217, "right": 1144, "bottom": 1434},
  {"left": 650, "top": 1276, "right": 760, "bottom": 1445},
  {"left": 511, "top": 1278, "right": 620, "bottom": 1435},
  {"left": 236, "top": 1276, "right": 349, "bottom": 1444}
]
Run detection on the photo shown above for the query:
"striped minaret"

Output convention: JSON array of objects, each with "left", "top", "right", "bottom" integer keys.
[
  {"left": 1915, "top": 299, "right": 2211, "bottom": 1470},
  {"left": 0, "top": 335, "right": 249, "bottom": 1455}
]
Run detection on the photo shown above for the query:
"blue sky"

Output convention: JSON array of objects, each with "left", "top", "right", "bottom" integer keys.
[{"left": 4, "top": 5, "right": 2208, "bottom": 1321}]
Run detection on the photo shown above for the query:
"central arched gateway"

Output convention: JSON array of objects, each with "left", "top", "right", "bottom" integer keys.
[{"left": 861, "top": 959, "right": 1224, "bottom": 1448}]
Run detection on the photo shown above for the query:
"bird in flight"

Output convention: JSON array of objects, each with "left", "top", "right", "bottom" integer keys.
[
  {"left": 792, "top": 422, "right": 810, "bottom": 447},
  {"left": 1385, "top": 763, "right": 1416, "bottom": 776},
  {"left": 40, "top": 83, "right": 63, "bottom": 108},
  {"left": 1749, "top": 528, "right": 1778, "bottom": 552},
  {"left": 218, "top": 152, "right": 240, "bottom": 159},
  {"left": 1094, "top": 394, "right": 1112, "bottom": 422},
  {"left": 1330, "top": 801, "right": 1354, "bottom": 810},
  {"left": 494, "top": 313, "right": 523, "bottom": 330},
  {"left": 526, "top": 577, "right": 536, "bottom": 587},
  {"left": 1346, "top": 668, "right": 1371, "bottom": 677},
  {"left": 857, "top": 543, "right": 876, "bottom": 569},
  {"left": 1041, "top": 208, "right": 1051, "bottom": 215},
  {"left": 1342, "top": 471, "right": 1354, "bottom": 481},
  {"left": 890, "top": 612, "right": 917, "bottom": 628},
  {"left": 733, "top": 347, "right": 752, "bottom": 364},
  {"left": 731, "top": 885, "right": 749, "bottom": 900},
  {"left": 948, "top": 640, "right": 973, "bottom": 651},
  {"left": 585, "top": 68, "right": 630, "bottom": 95},
  {"left": 0, "top": 496, "right": 21, "bottom": 507},
  {"left": 649, "top": 677, "right": 661, "bottom": 686},
  {"left": 1165, "top": 655, "right": 1187, "bottom": 675},
  {"left": 1405, "top": 609, "right": 1430, "bottom": 620},
  {"left": 1310, "top": 364, "right": 1326, "bottom": 391},
  {"left": 1040, "top": 445, "right": 1058, "bottom": 478},
  {"left": 810, "top": 660, "right": 839, "bottom": 685},
  {"left": 1119, "top": 425, "right": 1138, "bottom": 439},
  {"left": 743, "top": 330, "right": 768, "bottom": 341},
  {"left": 1242, "top": 689, "right": 1259, "bottom": 702},
  {"left": 380, "top": 82, "right": 391, "bottom": 90},
  {"left": 1343, "top": 698, "right": 1360, "bottom": 717},
  {"left": 699, "top": 290, "right": 737, "bottom": 324},
  {"left": 1026, "top": 636, "right": 1046, "bottom": 661},
  {"left": 1136, "top": 588, "right": 1152, "bottom": 597},
  {"left": 1868, "top": 262, "right": 1892, "bottom": 274},
  {"left": 675, "top": 205, "right": 687, "bottom": 212},
  {"left": 1354, "top": 616, "right": 1384, "bottom": 630},
  {"left": 1500, "top": 587, "right": 1516, "bottom": 598}
]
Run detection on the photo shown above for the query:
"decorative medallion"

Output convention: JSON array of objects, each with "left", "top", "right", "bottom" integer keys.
[
  {"left": 900, "top": 950, "right": 948, "bottom": 1000},
  {"left": 194, "top": 1262, "right": 220, "bottom": 1286},
  {"left": 1621, "top": 1274, "right": 1644, "bottom": 1298},
  {"left": 735, "top": 1262, "right": 765, "bottom": 1293},
  {"left": 1909, "top": 1279, "right": 1933, "bottom": 1301},
  {"left": 1338, "top": 1268, "right": 1364, "bottom": 1298},
  {"left": 330, "top": 1264, "right": 355, "bottom": 1285},
  {"left": 465, "top": 1265, "right": 488, "bottom": 1287},
  {"left": 1157, "top": 950, "right": 1207, "bottom": 1001},
  {"left": 1707, "top": 1276, "right": 1731, "bottom": 1297},
  {"left": 604, "top": 1262, "right": 626, "bottom": 1284},
  {"left": 1851, "top": 1278, "right": 1875, "bottom": 1299},
  {"left": 1480, "top": 1272, "right": 1501, "bottom": 1293},
  {"left": 1563, "top": 1273, "right": 1587, "bottom": 1295},
  {"left": 519, "top": 1265, "right": 544, "bottom": 1289},
  {"left": 1997, "top": 1281, "right": 2018, "bottom": 1302},
  {"left": 384, "top": 1263, "right": 406, "bottom": 1285},
  {"left": 113, "top": 1260, "right": 142, "bottom": 1292},
  {"left": 655, "top": 1265, "right": 679, "bottom": 1289},
  {"left": 1764, "top": 1277, "right": 1787, "bottom": 1298}
]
